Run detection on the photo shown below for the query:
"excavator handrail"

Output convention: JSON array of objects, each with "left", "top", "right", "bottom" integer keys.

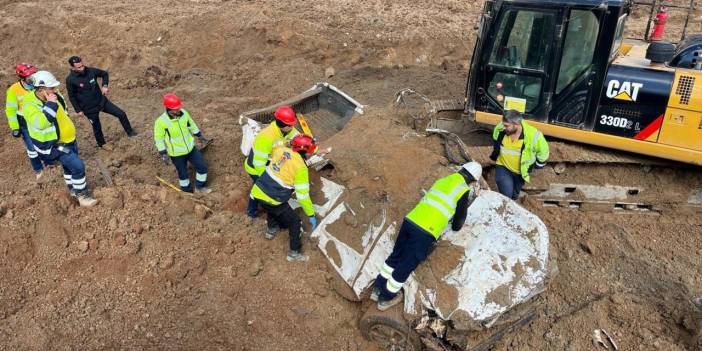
[{"left": 632, "top": 0, "right": 696, "bottom": 41}]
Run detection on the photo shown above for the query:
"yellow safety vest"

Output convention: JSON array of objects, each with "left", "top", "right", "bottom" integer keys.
[
  {"left": 5, "top": 81, "right": 33, "bottom": 130},
  {"left": 250, "top": 146, "right": 315, "bottom": 216},
  {"left": 492, "top": 120, "right": 549, "bottom": 182},
  {"left": 154, "top": 109, "right": 200, "bottom": 157},
  {"left": 244, "top": 123, "right": 299, "bottom": 176},
  {"left": 405, "top": 173, "right": 470, "bottom": 239}
]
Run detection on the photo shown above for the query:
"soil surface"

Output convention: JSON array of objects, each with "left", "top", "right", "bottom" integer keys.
[{"left": 1, "top": 1, "right": 701, "bottom": 351}]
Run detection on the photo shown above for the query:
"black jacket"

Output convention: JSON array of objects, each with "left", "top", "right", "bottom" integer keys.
[{"left": 65, "top": 67, "right": 110, "bottom": 113}]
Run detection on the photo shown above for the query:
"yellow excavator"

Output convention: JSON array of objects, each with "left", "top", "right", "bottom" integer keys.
[{"left": 463, "top": 0, "right": 702, "bottom": 165}]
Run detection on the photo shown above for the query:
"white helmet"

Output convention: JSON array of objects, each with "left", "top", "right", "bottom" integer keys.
[
  {"left": 30, "top": 70, "right": 61, "bottom": 88},
  {"left": 462, "top": 161, "right": 482, "bottom": 181}
]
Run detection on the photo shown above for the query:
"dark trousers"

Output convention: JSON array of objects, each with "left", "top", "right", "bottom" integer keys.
[
  {"left": 247, "top": 174, "right": 259, "bottom": 218},
  {"left": 375, "top": 218, "right": 436, "bottom": 301},
  {"left": 20, "top": 126, "right": 44, "bottom": 173},
  {"left": 495, "top": 165, "right": 525, "bottom": 200},
  {"left": 57, "top": 141, "right": 87, "bottom": 194},
  {"left": 260, "top": 201, "right": 302, "bottom": 252},
  {"left": 85, "top": 99, "right": 133, "bottom": 146},
  {"left": 171, "top": 148, "right": 208, "bottom": 192}
]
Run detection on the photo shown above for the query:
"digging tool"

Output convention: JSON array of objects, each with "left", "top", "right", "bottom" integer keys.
[
  {"left": 155, "top": 175, "right": 213, "bottom": 211},
  {"left": 156, "top": 175, "right": 187, "bottom": 195},
  {"left": 296, "top": 113, "right": 314, "bottom": 138},
  {"left": 95, "top": 157, "right": 114, "bottom": 186},
  {"left": 199, "top": 137, "right": 214, "bottom": 151}
]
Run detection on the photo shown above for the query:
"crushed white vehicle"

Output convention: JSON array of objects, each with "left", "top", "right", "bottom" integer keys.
[{"left": 239, "top": 82, "right": 553, "bottom": 351}]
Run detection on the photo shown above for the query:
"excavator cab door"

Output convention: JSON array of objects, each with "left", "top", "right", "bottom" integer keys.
[
  {"left": 473, "top": 5, "right": 561, "bottom": 120},
  {"left": 470, "top": 2, "right": 610, "bottom": 129}
]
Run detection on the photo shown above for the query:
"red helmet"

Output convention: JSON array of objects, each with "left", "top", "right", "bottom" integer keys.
[
  {"left": 290, "top": 134, "right": 317, "bottom": 154},
  {"left": 274, "top": 105, "right": 296, "bottom": 126},
  {"left": 163, "top": 93, "right": 183, "bottom": 110},
  {"left": 15, "top": 63, "right": 37, "bottom": 78}
]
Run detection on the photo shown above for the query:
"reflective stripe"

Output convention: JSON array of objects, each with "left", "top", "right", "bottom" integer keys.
[
  {"left": 535, "top": 161, "right": 546, "bottom": 167},
  {"left": 253, "top": 160, "right": 266, "bottom": 166},
  {"left": 420, "top": 198, "right": 452, "bottom": 219},
  {"left": 72, "top": 177, "right": 86, "bottom": 185},
  {"left": 42, "top": 106, "right": 57, "bottom": 117},
  {"left": 500, "top": 148, "right": 522, "bottom": 156},
  {"left": 33, "top": 146, "right": 53, "bottom": 155},
  {"left": 252, "top": 149, "right": 268, "bottom": 158},
  {"left": 386, "top": 276, "right": 403, "bottom": 293},
  {"left": 171, "top": 145, "right": 190, "bottom": 153},
  {"left": 6, "top": 101, "right": 18, "bottom": 107},
  {"left": 265, "top": 168, "right": 293, "bottom": 189},
  {"left": 296, "top": 193, "right": 309, "bottom": 200},
  {"left": 427, "top": 189, "right": 452, "bottom": 206},
  {"left": 448, "top": 183, "right": 468, "bottom": 198},
  {"left": 179, "top": 179, "right": 190, "bottom": 187},
  {"left": 161, "top": 116, "right": 174, "bottom": 129},
  {"left": 427, "top": 183, "right": 467, "bottom": 207},
  {"left": 30, "top": 125, "right": 57, "bottom": 135},
  {"left": 196, "top": 173, "right": 207, "bottom": 182},
  {"left": 63, "top": 174, "right": 72, "bottom": 179},
  {"left": 522, "top": 156, "right": 536, "bottom": 165},
  {"left": 7, "top": 116, "right": 18, "bottom": 122},
  {"left": 295, "top": 183, "right": 309, "bottom": 190},
  {"left": 190, "top": 127, "right": 200, "bottom": 135},
  {"left": 380, "top": 263, "right": 394, "bottom": 279},
  {"left": 26, "top": 149, "right": 38, "bottom": 158}
]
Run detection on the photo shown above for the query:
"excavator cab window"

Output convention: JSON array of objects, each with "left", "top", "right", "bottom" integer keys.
[
  {"left": 610, "top": 14, "right": 627, "bottom": 59},
  {"left": 485, "top": 9, "right": 556, "bottom": 113},
  {"left": 556, "top": 10, "right": 600, "bottom": 94}
]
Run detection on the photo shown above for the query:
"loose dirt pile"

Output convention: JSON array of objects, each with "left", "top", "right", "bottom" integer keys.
[{"left": 1, "top": 1, "right": 701, "bottom": 350}]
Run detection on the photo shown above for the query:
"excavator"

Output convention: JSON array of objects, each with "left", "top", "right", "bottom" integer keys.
[{"left": 462, "top": 0, "right": 702, "bottom": 165}]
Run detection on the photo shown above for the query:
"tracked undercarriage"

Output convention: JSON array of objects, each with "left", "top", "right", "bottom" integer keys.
[{"left": 395, "top": 91, "right": 702, "bottom": 214}]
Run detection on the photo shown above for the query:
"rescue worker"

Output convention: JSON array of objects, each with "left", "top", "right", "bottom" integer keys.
[
  {"left": 65, "top": 56, "right": 136, "bottom": 149},
  {"left": 244, "top": 105, "right": 299, "bottom": 219},
  {"left": 22, "top": 71, "right": 98, "bottom": 207},
  {"left": 5, "top": 63, "right": 46, "bottom": 179},
  {"left": 250, "top": 134, "right": 317, "bottom": 262},
  {"left": 489, "top": 109, "right": 549, "bottom": 200},
  {"left": 372, "top": 162, "right": 482, "bottom": 311},
  {"left": 154, "top": 93, "right": 211, "bottom": 193}
]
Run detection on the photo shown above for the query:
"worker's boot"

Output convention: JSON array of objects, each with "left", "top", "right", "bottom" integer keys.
[
  {"left": 127, "top": 130, "right": 138, "bottom": 137},
  {"left": 35, "top": 170, "right": 43, "bottom": 182},
  {"left": 76, "top": 193, "right": 98, "bottom": 207},
  {"left": 378, "top": 291, "right": 404, "bottom": 311},
  {"left": 286, "top": 250, "right": 309, "bottom": 262},
  {"left": 370, "top": 287, "right": 380, "bottom": 302},
  {"left": 195, "top": 186, "right": 212, "bottom": 194},
  {"left": 265, "top": 225, "right": 279, "bottom": 240}
]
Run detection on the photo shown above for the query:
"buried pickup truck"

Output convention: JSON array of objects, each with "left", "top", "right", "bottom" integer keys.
[{"left": 239, "top": 83, "right": 552, "bottom": 351}]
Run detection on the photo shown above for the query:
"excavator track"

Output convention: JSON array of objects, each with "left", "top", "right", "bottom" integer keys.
[{"left": 399, "top": 95, "right": 702, "bottom": 215}]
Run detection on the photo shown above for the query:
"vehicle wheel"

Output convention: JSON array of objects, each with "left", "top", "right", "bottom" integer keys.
[{"left": 359, "top": 306, "right": 423, "bottom": 351}]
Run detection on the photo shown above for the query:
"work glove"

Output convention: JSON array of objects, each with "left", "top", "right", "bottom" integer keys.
[
  {"left": 159, "top": 152, "right": 170, "bottom": 165},
  {"left": 309, "top": 216, "right": 318, "bottom": 231},
  {"left": 11, "top": 129, "right": 21, "bottom": 138}
]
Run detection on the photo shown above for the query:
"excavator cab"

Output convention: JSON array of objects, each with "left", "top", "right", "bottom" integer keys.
[
  {"left": 467, "top": 0, "right": 623, "bottom": 126},
  {"left": 464, "top": 0, "right": 702, "bottom": 165}
]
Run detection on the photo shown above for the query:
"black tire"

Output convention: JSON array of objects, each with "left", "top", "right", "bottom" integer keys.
[
  {"left": 646, "top": 41, "right": 675, "bottom": 63},
  {"left": 359, "top": 306, "right": 423, "bottom": 351}
]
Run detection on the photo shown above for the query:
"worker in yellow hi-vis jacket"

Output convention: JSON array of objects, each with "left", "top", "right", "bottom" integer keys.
[{"left": 250, "top": 135, "right": 317, "bottom": 262}]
